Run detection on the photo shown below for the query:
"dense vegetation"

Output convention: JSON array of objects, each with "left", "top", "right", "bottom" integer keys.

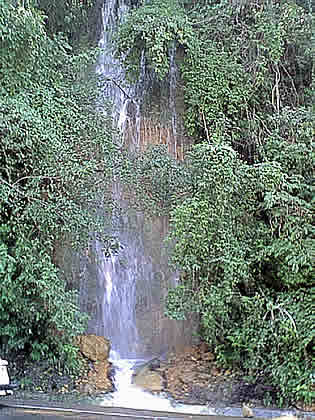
[
  {"left": 1, "top": 0, "right": 313, "bottom": 406},
  {"left": 0, "top": 0, "right": 116, "bottom": 372},
  {"left": 115, "top": 0, "right": 314, "bottom": 406}
]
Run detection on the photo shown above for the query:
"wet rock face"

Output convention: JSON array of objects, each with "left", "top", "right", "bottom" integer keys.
[
  {"left": 132, "top": 367, "right": 164, "bottom": 392},
  {"left": 132, "top": 358, "right": 164, "bottom": 392},
  {"left": 76, "top": 334, "right": 113, "bottom": 394},
  {"left": 76, "top": 334, "right": 110, "bottom": 362},
  {"left": 86, "top": 360, "right": 114, "bottom": 392}
]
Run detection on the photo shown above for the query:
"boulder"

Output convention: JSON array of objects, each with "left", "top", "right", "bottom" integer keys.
[
  {"left": 132, "top": 358, "right": 160, "bottom": 377},
  {"left": 75, "top": 334, "right": 113, "bottom": 394},
  {"left": 295, "top": 401, "right": 315, "bottom": 412},
  {"left": 132, "top": 367, "right": 164, "bottom": 392},
  {"left": 76, "top": 334, "right": 110, "bottom": 362},
  {"left": 87, "top": 360, "right": 114, "bottom": 392}
]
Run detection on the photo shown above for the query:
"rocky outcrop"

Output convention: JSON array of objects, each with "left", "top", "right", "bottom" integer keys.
[
  {"left": 132, "top": 359, "right": 164, "bottom": 392},
  {"left": 295, "top": 401, "right": 315, "bottom": 412},
  {"left": 86, "top": 360, "right": 113, "bottom": 392},
  {"left": 161, "top": 344, "right": 220, "bottom": 403},
  {"left": 75, "top": 334, "right": 113, "bottom": 394},
  {"left": 150, "top": 343, "right": 278, "bottom": 407},
  {"left": 76, "top": 334, "right": 110, "bottom": 362},
  {"left": 133, "top": 367, "right": 164, "bottom": 392}
]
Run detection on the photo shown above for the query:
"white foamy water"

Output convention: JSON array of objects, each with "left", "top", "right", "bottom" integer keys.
[{"left": 100, "top": 353, "right": 215, "bottom": 415}]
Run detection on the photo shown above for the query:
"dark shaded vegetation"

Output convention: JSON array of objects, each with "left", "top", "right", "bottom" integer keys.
[{"left": 0, "top": 0, "right": 117, "bottom": 374}]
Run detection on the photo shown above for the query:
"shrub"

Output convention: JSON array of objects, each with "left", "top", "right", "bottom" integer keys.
[
  {"left": 165, "top": 141, "right": 314, "bottom": 405},
  {"left": 0, "top": 1, "right": 116, "bottom": 370}
]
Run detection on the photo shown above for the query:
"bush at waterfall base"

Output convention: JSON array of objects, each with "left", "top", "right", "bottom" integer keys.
[
  {"left": 0, "top": 1, "right": 117, "bottom": 372},
  {"left": 116, "top": 0, "right": 314, "bottom": 406}
]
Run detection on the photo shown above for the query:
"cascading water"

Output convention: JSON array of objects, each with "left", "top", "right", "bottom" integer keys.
[
  {"left": 169, "top": 41, "right": 178, "bottom": 156},
  {"left": 96, "top": 0, "right": 132, "bottom": 133},
  {"left": 78, "top": 0, "right": 215, "bottom": 414}
]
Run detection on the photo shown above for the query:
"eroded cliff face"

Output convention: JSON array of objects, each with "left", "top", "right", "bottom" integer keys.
[
  {"left": 94, "top": 0, "right": 190, "bottom": 158},
  {"left": 76, "top": 213, "right": 198, "bottom": 359},
  {"left": 56, "top": 0, "right": 197, "bottom": 361},
  {"left": 118, "top": 44, "right": 190, "bottom": 160}
]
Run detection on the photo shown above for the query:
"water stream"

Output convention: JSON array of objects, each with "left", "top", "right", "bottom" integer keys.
[{"left": 98, "top": 353, "right": 214, "bottom": 415}]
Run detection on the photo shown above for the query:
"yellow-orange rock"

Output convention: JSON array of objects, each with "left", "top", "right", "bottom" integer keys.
[
  {"left": 76, "top": 334, "right": 110, "bottom": 362},
  {"left": 295, "top": 401, "right": 315, "bottom": 412},
  {"left": 88, "top": 360, "right": 113, "bottom": 392},
  {"left": 75, "top": 334, "right": 113, "bottom": 394},
  {"left": 133, "top": 366, "right": 164, "bottom": 392}
]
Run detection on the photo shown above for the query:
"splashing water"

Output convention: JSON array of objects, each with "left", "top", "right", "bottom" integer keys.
[{"left": 99, "top": 352, "right": 214, "bottom": 415}]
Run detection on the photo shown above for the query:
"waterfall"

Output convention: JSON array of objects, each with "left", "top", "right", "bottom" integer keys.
[
  {"left": 83, "top": 0, "right": 196, "bottom": 360},
  {"left": 169, "top": 41, "right": 178, "bottom": 157},
  {"left": 96, "top": 0, "right": 130, "bottom": 123},
  {"left": 54, "top": 3, "right": 307, "bottom": 417},
  {"left": 77, "top": 0, "right": 204, "bottom": 413}
]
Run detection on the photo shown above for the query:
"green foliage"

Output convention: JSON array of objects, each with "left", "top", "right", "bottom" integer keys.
[
  {"left": 181, "top": 0, "right": 312, "bottom": 142},
  {"left": 165, "top": 140, "right": 314, "bottom": 405},
  {"left": 116, "top": 0, "right": 312, "bottom": 147},
  {"left": 119, "top": 145, "right": 188, "bottom": 215},
  {"left": 0, "top": 237, "right": 87, "bottom": 364},
  {"left": 116, "top": 0, "right": 314, "bottom": 405},
  {"left": 0, "top": 66, "right": 115, "bottom": 248},
  {"left": 0, "top": 1, "right": 64, "bottom": 94},
  {"left": 256, "top": 107, "right": 314, "bottom": 290},
  {"left": 0, "top": 1, "right": 116, "bottom": 371},
  {"left": 213, "top": 288, "right": 314, "bottom": 406},
  {"left": 182, "top": 43, "right": 251, "bottom": 138},
  {"left": 115, "top": 0, "right": 194, "bottom": 80},
  {"left": 35, "top": 0, "right": 98, "bottom": 48}
]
